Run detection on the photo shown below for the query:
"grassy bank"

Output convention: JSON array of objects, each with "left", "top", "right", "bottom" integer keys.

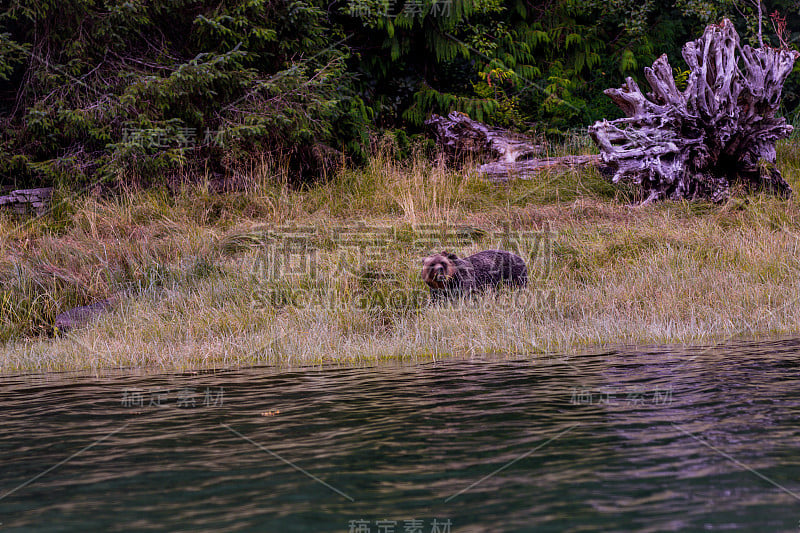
[{"left": 3, "top": 137, "right": 800, "bottom": 373}]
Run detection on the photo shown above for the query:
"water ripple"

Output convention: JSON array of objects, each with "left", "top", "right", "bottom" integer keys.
[{"left": 1, "top": 337, "right": 799, "bottom": 531}]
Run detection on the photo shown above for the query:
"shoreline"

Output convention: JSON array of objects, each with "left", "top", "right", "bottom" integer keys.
[
  {"left": 3, "top": 331, "right": 799, "bottom": 378},
  {"left": 3, "top": 142, "right": 800, "bottom": 374}
]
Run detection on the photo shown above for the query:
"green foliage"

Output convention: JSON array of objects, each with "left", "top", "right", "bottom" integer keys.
[
  {"left": 0, "top": 0, "right": 368, "bottom": 187},
  {"left": 2, "top": 0, "right": 800, "bottom": 188}
]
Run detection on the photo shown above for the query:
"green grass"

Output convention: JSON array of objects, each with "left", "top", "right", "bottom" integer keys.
[{"left": 3, "top": 139, "right": 800, "bottom": 373}]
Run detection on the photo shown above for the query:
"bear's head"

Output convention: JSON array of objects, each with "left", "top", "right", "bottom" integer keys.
[{"left": 421, "top": 252, "right": 458, "bottom": 289}]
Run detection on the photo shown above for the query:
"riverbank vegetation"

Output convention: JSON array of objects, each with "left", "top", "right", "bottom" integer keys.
[
  {"left": 3, "top": 137, "right": 800, "bottom": 372},
  {"left": 4, "top": 1, "right": 800, "bottom": 372}
]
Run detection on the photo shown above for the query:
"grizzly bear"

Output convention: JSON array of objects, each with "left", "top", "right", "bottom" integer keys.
[{"left": 421, "top": 249, "right": 528, "bottom": 301}]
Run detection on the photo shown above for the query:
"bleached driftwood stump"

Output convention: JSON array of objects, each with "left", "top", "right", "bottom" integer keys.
[{"left": 589, "top": 19, "right": 799, "bottom": 203}]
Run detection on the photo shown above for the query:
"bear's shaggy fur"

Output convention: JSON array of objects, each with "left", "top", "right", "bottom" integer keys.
[{"left": 421, "top": 249, "right": 527, "bottom": 301}]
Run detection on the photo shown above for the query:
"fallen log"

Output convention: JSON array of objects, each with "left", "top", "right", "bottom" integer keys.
[
  {"left": 0, "top": 187, "right": 53, "bottom": 216},
  {"left": 53, "top": 291, "right": 128, "bottom": 334},
  {"left": 478, "top": 154, "right": 601, "bottom": 182},
  {"left": 589, "top": 19, "right": 799, "bottom": 204},
  {"left": 425, "top": 111, "right": 543, "bottom": 163},
  {"left": 425, "top": 111, "right": 601, "bottom": 181},
  {"left": 54, "top": 299, "right": 115, "bottom": 334}
]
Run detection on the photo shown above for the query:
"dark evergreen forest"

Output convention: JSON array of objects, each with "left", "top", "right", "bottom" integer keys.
[{"left": 1, "top": 0, "right": 799, "bottom": 188}]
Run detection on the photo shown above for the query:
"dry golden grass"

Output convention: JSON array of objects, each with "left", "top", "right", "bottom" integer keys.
[{"left": 3, "top": 138, "right": 800, "bottom": 373}]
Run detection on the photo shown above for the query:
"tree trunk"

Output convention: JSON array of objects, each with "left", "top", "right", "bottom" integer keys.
[{"left": 589, "top": 19, "right": 799, "bottom": 204}]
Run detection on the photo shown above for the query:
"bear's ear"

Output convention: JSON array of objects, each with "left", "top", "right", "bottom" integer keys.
[{"left": 442, "top": 251, "right": 459, "bottom": 260}]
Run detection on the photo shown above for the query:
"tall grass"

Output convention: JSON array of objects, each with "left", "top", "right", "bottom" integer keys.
[{"left": 3, "top": 139, "right": 800, "bottom": 373}]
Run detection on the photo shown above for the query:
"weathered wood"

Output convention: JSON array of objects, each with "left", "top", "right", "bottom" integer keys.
[
  {"left": 426, "top": 111, "right": 543, "bottom": 164},
  {"left": 53, "top": 291, "right": 127, "bottom": 334},
  {"left": 589, "top": 19, "right": 799, "bottom": 204},
  {"left": 479, "top": 154, "right": 601, "bottom": 182},
  {"left": 54, "top": 299, "right": 114, "bottom": 333},
  {"left": 426, "top": 111, "right": 601, "bottom": 180},
  {"left": 0, "top": 187, "right": 53, "bottom": 216}
]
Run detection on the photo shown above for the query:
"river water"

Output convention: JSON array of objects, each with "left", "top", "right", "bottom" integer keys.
[{"left": 1, "top": 337, "right": 799, "bottom": 532}]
